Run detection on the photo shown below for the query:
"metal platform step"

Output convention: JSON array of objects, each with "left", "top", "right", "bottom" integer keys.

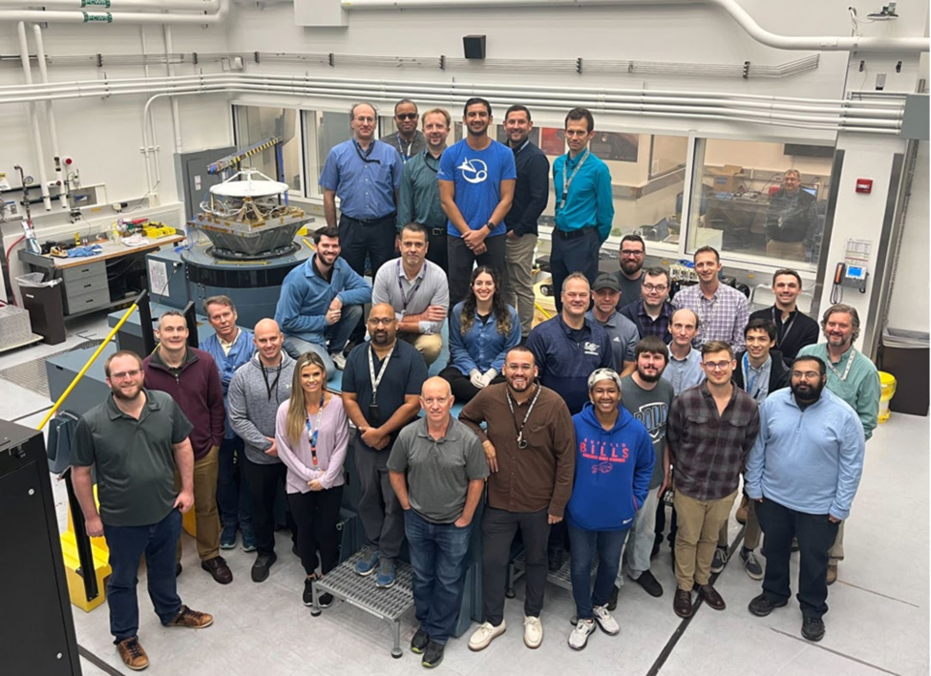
[
  {"left": 310, "top": 551, "right": 414, "bottom": 658},
  {"left": 509, "top": 550, "right": 597, "bottom": 594}
]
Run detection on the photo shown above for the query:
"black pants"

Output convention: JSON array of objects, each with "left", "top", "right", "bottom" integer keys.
[
  {"left": 447, "top": 234, "right": 506, "bottom": 308},
  {"left": 482, "top": 506, "right": 550, "bottom": 626},
  {"left": 354, "top": 436, "right": 404, "bottom": 562},
  {"left": 756, "top": 498, "right": 840, "bottom": 619},
  {"left": 288, "top": 486, "right": 344, "bottom": 576},
  {"left": 425, "top": 228, "right": 448, "bottom": 272},
  {"left": 438, "top": 365, "right": 506, "bottom": 404},
  {"left": 241, "top": 457, "right": 286, "bottom": 556},
  {"left": 550, "top": 227, "right": 600, "bottom": 313},
  {"left": 338, "top": 212, "right": 397, "bottom": 342},
  {"left": 655, "top": 499, "right": 678, "bottom": 548}
]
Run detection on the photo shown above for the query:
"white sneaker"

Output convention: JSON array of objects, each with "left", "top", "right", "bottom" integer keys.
[
  {"left": 468, "top": 620, "right": 506, "bottom": 652},
  {"left": 523, "top": 615, "right": 543, "bottom": 649},
  {"left": 567, "top": 618, "right": 595, "bottom": 650},
  {"left": 592, "top": 605, "right": 620, "bottom": 635},
  {"left": 330, "top": 353, "right": 347, "bottom": 371}
]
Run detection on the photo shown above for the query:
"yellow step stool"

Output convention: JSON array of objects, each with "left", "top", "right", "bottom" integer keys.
[{"left": 62, "top": 486, "right": 111, "bottom": 612}]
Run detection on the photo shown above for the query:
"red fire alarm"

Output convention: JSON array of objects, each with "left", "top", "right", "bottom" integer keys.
[{"left": 856, "top": 178, "right": 873, "bottom": 194}]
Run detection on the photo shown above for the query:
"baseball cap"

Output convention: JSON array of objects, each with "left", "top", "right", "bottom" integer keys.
[{"left": 592, "top": 272, "right": 621, "bottom": 293}]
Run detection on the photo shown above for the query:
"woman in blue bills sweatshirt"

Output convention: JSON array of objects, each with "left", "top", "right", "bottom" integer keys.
[{"left": 565, "top": 368, "right": 654, "bottom": 651}]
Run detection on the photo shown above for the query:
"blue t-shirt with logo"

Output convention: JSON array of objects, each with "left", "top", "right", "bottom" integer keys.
[{"left": 438, "top": 138, "right": 517, "bottom": 238}]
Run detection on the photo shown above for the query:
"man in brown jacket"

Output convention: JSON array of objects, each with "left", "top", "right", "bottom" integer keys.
[{"left": 460, "top": 346, "right": 575, "bottom": 652}]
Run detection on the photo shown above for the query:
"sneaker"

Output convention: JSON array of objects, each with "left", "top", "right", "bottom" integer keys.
[
  {"left": 251, "top": 552, "right": 277, "bottom": 583},
  {"left": 165, "top": 605, "right": 214, "bottom": 629},
  {"left": 220, "top": 525, "right": 238, "bottom": 550},
  {"left": 748, "top": 593, "right": 788, "bottom": 617},
  {"left": 331, "top": 352, "right": 347, "bottom": 371},
  {"left": 592, "top": 605, "right": 620, "bottom": 636},
  {"left": 411, "top": 627, "right": 429, "bottom": 654},
  {"left": 468, "top": 620, "right": 506, "bottom": 651},
  {"left": 740, "top": 548, "right": 764, "bottom": 580},
  {"left": 303, "top": 577, "right": 315, "bottom": 606},
  {"left": 201, "top": 556, "right": 233, "bottom": 584},
  {"left": 711, "top": 546, "right": 729, "bottom": 574},
  {"left": 523, "top": 615, "right": 543, "bottom": 649},
  {"left": 567, "top": 618, "right": 595, "bottom": 650},
  {"left": 826, "top": 563, "right": 838, "bottom": 586},
  {"left": 802, "top": 616, "right": 826, "bottom": 642},
  {"left": 355, "top": 549, "right": 379, "bottom": 576},
  {"left": 547, "top": 549, "right": 563, "bottom": 573},
  {"left": 375, "top": 560, "right": 397, "bottom": 588},
  {"left": 318, "top": 593, "right": 334, "bottom": 608},
  {"left": 116, "top": 637, "right": 149, "bottom": 671},
  {"left": 241, "top": 526, "right": 257, "bottom": 553},
  {"left": 606, "top": 584, "right": 620, "bottom": 611},
  {"left": 422, "top": 640, "right": 445, "bottom": 668},
  {"left": 632, "top": 569, "right": 664, "bottom": 598}
]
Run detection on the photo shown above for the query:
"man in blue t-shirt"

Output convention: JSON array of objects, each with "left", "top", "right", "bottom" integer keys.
[{"left": 438, "top": 97, "right": 517, "bottom": 306}]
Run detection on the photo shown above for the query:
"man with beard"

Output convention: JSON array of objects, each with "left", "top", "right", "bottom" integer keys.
[
  {"left": 797, "top": 304, "right": 880, "bottom": 584},
  {"left": 72, "top": 351, "right": 213, "bottom": 671},
  {"left": 276, "top": 226, "right": 372, "bottom": 378},
  {"left": 620, "top": 266, "right": 675, "bottom": 345},
  {"left": 749, "top": 269, "right": 819, "bottom": 365},
  {"left": 614, "top": 235, "right": 647, "bottom": 311},
  {"left": 380, "top": 99, "right": 426, "bottom": 163},
  {"left": 397, "top": 108, "right": 453, "bottom": 270},
  {"left": 501, "top": 105, "right": 550, "bottom": 339},
  {"left": 746, "top": 356, "right": 865, "bottom": 642},
  {"left": 372, "top": 222, "right": 449, "bottom": 366},
  {"left": 460, "top": 347, "right": 575, "bottom": 652},
  {"left": 341, "top": 303, "right": 428, "bottom": 589},
  {"left": 439, "top": 97, "right": 517, "bottom": 306}
]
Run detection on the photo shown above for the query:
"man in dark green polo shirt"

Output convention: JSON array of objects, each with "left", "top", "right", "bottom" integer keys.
[{"left": 72, "top": 350, "right": 214, "bottom": 671}]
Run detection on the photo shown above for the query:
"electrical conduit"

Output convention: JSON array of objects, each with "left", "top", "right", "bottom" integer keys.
[
  {"left": 0, "top": 0, "right": 228, "bottom": 24},
  {"left": 16, "top": 22, "right": 52, "bottom": 211},
  {"left": 32, "top": 24, "right": 68, "bottom": 209}
]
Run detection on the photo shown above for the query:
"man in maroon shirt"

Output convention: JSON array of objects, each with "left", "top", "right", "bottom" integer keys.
[{"left": 143, "top": 311, "right": 231, "bottom": 584}]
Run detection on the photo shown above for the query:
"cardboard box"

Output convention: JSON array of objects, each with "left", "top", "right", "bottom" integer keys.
[{"left": 708, "top": 164, "right": 743, "bottom": 193}]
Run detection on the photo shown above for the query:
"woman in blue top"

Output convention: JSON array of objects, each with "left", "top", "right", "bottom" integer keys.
[{"left": 439, "top": 266, "right": 520, "bottom": 402}]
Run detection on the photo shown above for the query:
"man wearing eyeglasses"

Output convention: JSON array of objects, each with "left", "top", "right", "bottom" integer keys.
[
  {"left": 321, "top": 102, "right": 404, "bottom": 346},
  {"left": 667, "top": 341, "right": 760, "bottom": 619},
  {"left": 620, "top": 266, "right": 676, "bottom": 345},
  {"left": 380, "top": 99, "right": 426, "bottom": 163},
  {"left": 614, "top": 234, "right": 647, "bottom": 311}
]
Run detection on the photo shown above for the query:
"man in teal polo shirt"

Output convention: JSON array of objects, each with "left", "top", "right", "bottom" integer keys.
[
  {"left": 797, "top": 303, "right": 880, "bottom": 584},
  {"left": 550, "top": 107, "right": 615, "bottom": 313}
]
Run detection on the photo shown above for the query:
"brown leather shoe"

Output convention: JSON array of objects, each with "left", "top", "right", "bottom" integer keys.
[
  {"left": 699, "top": 584, "right": 726, "bottom": 611},
  {"left": 116, "top": 636, "right": 149, "bottom": 671},
  {"left": 735, "top": 496, "right": 749, "bottom": 525},
  {"left": 673, "top": 589, "right": 694, "bottom": 618},
  {"left": 826, "top": 563, "right": 837, "bottom": 586},
  {"left": 201, "top": 556, "right": 233, "bottom": 584},
  {"left": 165, "top": 605, "right": 214, "bottom": 629}
]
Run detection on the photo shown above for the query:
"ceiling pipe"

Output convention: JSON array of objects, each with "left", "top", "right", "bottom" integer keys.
[
  {"left": 0, "top": 0, "right": 228, "bottom": 23},
  {"left": 0, "top": 0, "right": 219, "bottom": 9},
  {"left": 16, "top": 22, "right": 52, "bottom": 210},
  {"left": 32, "top": 24, "right": 68, "bottom": 209},
  {"left": 338, "top": 0, "right": 930, "bottom": 54}
]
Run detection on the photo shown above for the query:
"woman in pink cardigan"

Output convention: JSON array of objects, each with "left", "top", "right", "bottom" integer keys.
[{"left": 276, "top": 352, "right": 349, "bottom": 608}]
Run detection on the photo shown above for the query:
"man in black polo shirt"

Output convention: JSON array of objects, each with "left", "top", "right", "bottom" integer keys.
[
  {"left": 749, "top": 269, "right": 819, "bottom": 366},
  {"left": 341, "top": 302, "right": 428, "bottom": 589},
  {"left": 71, "top": 351, "right": 213, "bottom": 672},
  {"left": 501, "top": 104, "right": 550, "bottom": 340}
]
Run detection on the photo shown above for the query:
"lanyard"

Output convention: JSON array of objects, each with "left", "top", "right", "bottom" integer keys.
[
  {"left": 558, "top": 148, "right": 590, "bottom": 210},
  {"left": 305, "top": 394, "right": 326, "bottom": 467},
  {"left": 506, "top": 384, "right": 542, "bottom": 449},
  {"left": 396, "top": 133, "right": 414, "bottom": 161},
  {"left": 397, "top": 260, "right": 426, "bottom": 313},
  {"left": 827, "top": 350, "right": 855, "bottom": 382},
  {"left": 353, "top": 140, "right": 381, "bottom": 164},
  {"left": 260, "top": 362, "right": 283, "bottom": 401},
  {"left": 742, "top": 353, "right": 764, "bottom": 400},
  {"left": 772, "top": 307, "right": 798, "bottom": 348},
  {"left": 423, "top": 150, "right": 440, "bottom": 173},
  {"left": 368, "top": 344, "right": 395, "bottom": 404}
]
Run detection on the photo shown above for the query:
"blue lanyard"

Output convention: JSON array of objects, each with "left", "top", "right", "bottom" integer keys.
[{"left": 743, "top": 354, "right": 762, "bottom": 400}]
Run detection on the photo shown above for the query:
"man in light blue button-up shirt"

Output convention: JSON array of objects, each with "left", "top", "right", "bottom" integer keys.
[{"left": 745, "top": 354, "right": 865, "bottom": 643}]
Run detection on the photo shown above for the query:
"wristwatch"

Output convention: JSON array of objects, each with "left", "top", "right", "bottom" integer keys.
[{"left": 484, "top": 222, "right": 494, "bottom": 232}]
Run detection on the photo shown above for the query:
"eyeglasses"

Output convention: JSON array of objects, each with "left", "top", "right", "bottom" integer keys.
[
  {"left": 110, "top": 370, "right": 141, "bottom": 380},
  {"left": 368, "top": 317, "right": 395, "bottom": 326},
  {"left": 396, "top": 113, "right": 418, "bottom": 121},
  {"left": 620, "top": 249, "right": 645, "bottom": 257},
  {"left": 792, "top": 371, "right": 821, "bottom": 379},
  {"left": 643, "top": 284, "right": 667, "bottom": 292},
  {"left": 702, "top": 361, "right": 732, "bottom": 371}
]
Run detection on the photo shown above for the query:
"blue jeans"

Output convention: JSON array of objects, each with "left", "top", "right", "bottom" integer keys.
[
  {"left": 404, "top": 509, "right": 473, "bottom": 645},
  {"left": 103, "top": 508, "right": 184, "bottom": 641},
  {"left": 282, "top": 304, "right": 363, "bottom": 380},
  {"left": 568, "top": 523, "right": 628, "bottom": 621},
  {"left": 217, "top": 436, "right": 252, "bottom": 530}
]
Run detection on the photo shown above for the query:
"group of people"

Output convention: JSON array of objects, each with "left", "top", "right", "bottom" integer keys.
[{"left": 69, "top": 95, "right": 882, "bottom": 672}]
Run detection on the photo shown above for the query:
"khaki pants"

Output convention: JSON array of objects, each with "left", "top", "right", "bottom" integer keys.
[
  {"left": 718, "top": 495, "right": 760, "bottom": 550},
  {"left": 674, "top": 489, "right": 737, "bottom": 590},
  {"left": 766, "top": 240, "right": 806, "bottom": 260},
  {"left": 503, "top": 233, "right": 538, "bottom": 338},
  {"left": 400, "top": 332, "right": 443, "bottom": 366},
  {"left": 175, "top": 445, "right": 221, "bottom": 562}
]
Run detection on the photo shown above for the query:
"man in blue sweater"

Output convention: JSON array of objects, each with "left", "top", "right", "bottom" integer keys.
[
  {"left": 275, "top": 226, "right": 372, "bottom": 380},
  {"left": 745, "top": 355, "right": 865, "bottom": 643}
]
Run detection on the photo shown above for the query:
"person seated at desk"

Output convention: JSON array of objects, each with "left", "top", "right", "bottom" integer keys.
[
  {"left": 372, "top": 222, "right": 449, "bottom": 366},
  {"left": 275, "top": 226, "right": 372, "bottom": 381},
  {"left": 440, "top": 266, "right": 520, "bottom": 403}
]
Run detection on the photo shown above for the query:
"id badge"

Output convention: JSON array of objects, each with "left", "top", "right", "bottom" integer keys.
[{"left": 368, "top": 403, "right": 381, "bottom": 426}]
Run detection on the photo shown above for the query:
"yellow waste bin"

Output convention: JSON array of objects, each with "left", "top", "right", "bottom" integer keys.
[{"left": 878, "top": 371, "right": 897, "bottom": 424}]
